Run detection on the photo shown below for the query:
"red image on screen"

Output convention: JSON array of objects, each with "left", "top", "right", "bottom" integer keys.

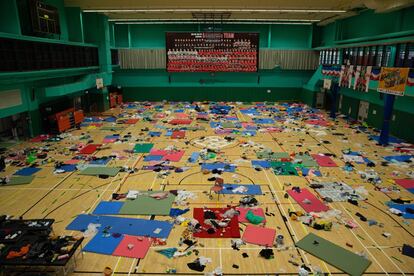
[{"left": 166, "top": 32, "right": 259, "bottom": 72}]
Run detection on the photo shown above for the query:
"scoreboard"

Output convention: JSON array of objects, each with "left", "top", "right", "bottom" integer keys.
[{"left": 166, "top": 32, "right": 259, "bottom": 72}]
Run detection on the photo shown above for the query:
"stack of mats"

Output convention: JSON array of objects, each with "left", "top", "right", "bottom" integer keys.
[{"left": 66, "top": 214, "right": 173, "bottom": 257}]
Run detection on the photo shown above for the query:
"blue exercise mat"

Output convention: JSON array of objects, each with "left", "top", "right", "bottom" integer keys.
[
  {"left": 383, "top": 155, "right": 414, "bottom": 162},
  {"left": 240, "top": 108, "right": 260, "bottom": 115},
  {"left": 218, "top": 184, "right": 262, "bottom": 195},
  {"left": 242, "top": 130, "right": 256, "bottom": 136},
  {"left": 104, "top": 117, "right": 117, "bottom": 122},
  {"left": 92, "top": 201, "right": 124, "bottom": 215},
  {"left": 169, "top": 208, "right": 190, "bottom": 217},
  {"left": 144, "top": 155, "right": 163, "bottom": 162},
  {"left": 60, "top": 164, "right": 77, "bottom": 172},
  {"left": 388, "top": 204, "right": 414, "bottom": 219},
  {"left": 201, "top": 163, "right": 236, "bottom": 172},
  {"left": 14, "top": 167, "right": 41, "bottom": 176},
  {"left": 84, "top": 117, "right": 102, "bottom": 122},
  {"left": 104, "top": 135, "right": 120, "bottom": 139},
  {"left": 89, "top": 158, "right": 111, "bottom": 165},
  {"left": 224, "top": 117, "right": 238, "bottom": 121},
  {"left": 66, "top": 214, "right": 173, "bottom": 238},
  {"left": 301, "top": 168, "right": 322, "bottom": 177},
  {"left": 253, "top": 118, "right": 274, "bottom": 124},
  {"left": 189, "top": 152, "right": 200, "bottom": 163},
  {"left": 209, "top": 122, "right": 220, "bottom": 128},
  {"left": 83, "top": 232, "right": 123, "bottom": 255},
  {"left": 149, "top": 131, "right": 161, "bottom": 137},
  {"left": 370, "top": 135, "right": 403, "bottom": 144},
  {"left": 251, "top": 160, "right": 271, "bottom": 169},
  {"left": 245, "top": 125, "right": 258, "bottom": 130}
]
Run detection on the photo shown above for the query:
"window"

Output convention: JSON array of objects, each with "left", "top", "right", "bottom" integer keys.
[
  {"left": 407, "top": 43, "right": 414, "bottom": 68},
  {"left": 368, "top": 46, "right": 376, "bottom": 66},
  {"left": 376, "top": 46, "right": 384, "bottom": 67}
]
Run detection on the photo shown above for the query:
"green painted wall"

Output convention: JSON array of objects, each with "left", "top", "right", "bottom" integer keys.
[
  {"left": 338, "top": 90, "right": 414, "bottom": 142},
  {"left": 0, "top": 8, "right": 113, "bottom": 136},
  {"left": 113, "top": 69, "right": 313, "bottom": 88},
  {"left": 115, "top": 23, "right": 313, "bottom": 49},
  {"left": 314, "top": 6, "right": 414, "bottom": 47},
  {"left": 65, "top": 7, "right": 84, "bottom": 43},
  {"left": 0, "top": 0, "right": 21, "bottom": 34},
  {"left": 123, "top": 87, "right": 303, "bottom": 102}
]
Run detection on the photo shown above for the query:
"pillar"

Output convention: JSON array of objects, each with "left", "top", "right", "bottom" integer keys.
[{"left": 379, "top": 46, "right": 397, "bottom": 145}]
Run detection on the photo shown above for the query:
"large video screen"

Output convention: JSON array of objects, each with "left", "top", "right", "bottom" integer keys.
[{"left": 166, "top": 32, "right": 259, "bottom": 72}]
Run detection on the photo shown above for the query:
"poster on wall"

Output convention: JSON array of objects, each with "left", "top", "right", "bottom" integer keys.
[
  {"left": 166, "top": 32, "right": 259, "bottom": 72},
  {"left": 353, "top": 66, "right": 361, "bottom": 90},
  {"left": 377, "top": 67, "right": 409, "bottom": 96},
  {"left": 96, "top": 78, "right": 104, "bottom": 89},
  {"left": 339, "top": 64, "right": 354, "bottom": 88},
  {"left": 323, "top": 78, "right": 332, "bottom": 89},
  {"left": 354, "top": 66, "right": 372, "bottom": 92}
]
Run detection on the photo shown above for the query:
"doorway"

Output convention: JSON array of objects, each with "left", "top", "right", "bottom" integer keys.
[{"left": 358, "top": 101, "right": 370, "bottom": 122}]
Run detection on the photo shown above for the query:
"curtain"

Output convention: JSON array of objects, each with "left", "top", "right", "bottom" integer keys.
[{"left": 119, "top": 48, "right": 319, "bottom": 70}]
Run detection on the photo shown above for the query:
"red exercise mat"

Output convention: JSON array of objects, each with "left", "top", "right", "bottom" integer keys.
[
  {"left": 79, "top": 144, "right": 101, "bottom": 154},
  {"left": 287, "top": 188, "right": 329, "bottom": 213},
  {"left": 192, "top": 208, "right": 240, "bottom": 238},
  {"left": 112, "top": 235, "right": 152, "bottom": 259},
  {"left": 169, "top": 119, "right": 192, "bottom": 125},
  {"left": 305, "top": 119, "right": 330, "bottom": 126},
  {"left": 174, "top": 113, "right": 189, "bottom": 119},
  {"left": 30, "top": 135, "right": 49, "bottom": 142},
  {"left": 236, "top": 207, "right": 266, "bottom": 223},
  {"left": 394, "top": 179, "right": 414, "bottom": 189},
  {"left": 171, "top": 130, "right": 185, "bottom": 139},
  {"left": 311, "top": 154, "right": 338, "bottom": 167},
  {"left": 162, "top": 151, "right": 185, "bottom": 162},
  {"left": 242, "top": 225, "right": 276, "bottom": 246},
  {"left": 125, "top": 119, "right": 139, "bottom": 124},
  {"left": 64, "top": 159, "right": 80, "bottom": 165}
]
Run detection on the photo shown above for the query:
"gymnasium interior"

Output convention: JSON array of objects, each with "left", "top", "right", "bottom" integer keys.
[{"left": 1, "top": 0, "right": 414, "bottom": 275}]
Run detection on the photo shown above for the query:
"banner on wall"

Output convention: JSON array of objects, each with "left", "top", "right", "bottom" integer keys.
[
  {"left": 377, "top": 67, "right": 409, "bottom": 96},
  {"left": 407, "top": 69, "right": 414, "bottom": 86},
  {"left": 339, "top": 64, "right": 353, "bottom": 88},
  {"left": 354, "top": 66, "right": 372, "bottom": 92},
  {"left": 370, "top": 67, "right": 381, "bottom": 81},
  {"left": 322, "top": 65, "right": 341, "bottom": 76}
]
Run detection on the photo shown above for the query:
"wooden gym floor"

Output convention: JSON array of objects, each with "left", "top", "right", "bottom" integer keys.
[{"left": 0, "top": 102, "right": 413, "bottom": 275}]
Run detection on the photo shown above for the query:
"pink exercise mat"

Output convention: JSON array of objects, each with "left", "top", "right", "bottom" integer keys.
[
  {"left": 311, "top": 154, "right": 338, "bottom": 167},
  {"left": 287, "top": 188, "right": 329, "bottom": 213}
]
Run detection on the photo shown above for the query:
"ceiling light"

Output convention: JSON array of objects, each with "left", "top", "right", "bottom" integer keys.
[
  {"left": 114, "top": 21, "right": 313, "bottom": 25},
  {"left": 84, "top": 9, "right": 346, "bottom": 13},
  {"left": 109, "top": 18, "right": 320, "bottom": 22}
]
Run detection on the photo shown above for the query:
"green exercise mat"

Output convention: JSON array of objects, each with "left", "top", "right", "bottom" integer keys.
[
  {"left": 294, "top": 154, "right": 319, "bottom": 168},
  {"left": 0, "top": 142, "right": 18, "bottom": 149},
  {"left": 295, "top": 233, "right": 371, "bottom": 276},
  {"left": 271, "top": 161, "right": 298, "bottom": 176},
  {"left": 222, "top": 122, "right": 237, "bottom": 128},
  {"left": 101, "top": 126, "right": 125, "bottom": 131},
  {"left": 256, "top": 151, "right": 289, "bottom": 160},
  {"left": 300, "top": 159, "right": 319, "bottom": 168},
  {"left": 6, "top": 176, "right": 35, "bottom": 186},
  {"left": 79, "top": 167, "right": 120, "bottom": 176},
  {"left": 119, "top": 191, "right": 176, "bottom": 215},
  {"left": 134, "top": 143, "right": 154, "bottom": 153}
]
